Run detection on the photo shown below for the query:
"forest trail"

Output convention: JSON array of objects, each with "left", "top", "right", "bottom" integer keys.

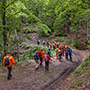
[
  {"left": 0, "top": 49, "right": 82, "bottom": 90},
  {"left": 0, "top": 32, "right": 89, "bottom": 90}
]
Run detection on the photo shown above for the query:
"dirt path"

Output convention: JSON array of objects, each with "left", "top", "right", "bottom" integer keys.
[
  {"left": 0, "top": 33, "right": 89, "bottom": 90},
  {"left": 0, "top": 50, "right": 82, "bottom": 90}
]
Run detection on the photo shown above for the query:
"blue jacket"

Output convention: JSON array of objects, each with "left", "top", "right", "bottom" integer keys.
[
  {"left": 68, "top": 49, "right": 72, "bottom": 54},
  {"left": 48, "top": 50, "right": 51, "bottom": 56}
]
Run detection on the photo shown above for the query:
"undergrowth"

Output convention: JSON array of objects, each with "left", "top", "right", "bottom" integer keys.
[{"left": 69, "top": 56, "right": 90, "bottom": 88}]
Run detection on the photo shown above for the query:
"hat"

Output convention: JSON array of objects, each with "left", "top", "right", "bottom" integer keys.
[{"left": 7, "top": 51, "right": 11, "bottom": 54}]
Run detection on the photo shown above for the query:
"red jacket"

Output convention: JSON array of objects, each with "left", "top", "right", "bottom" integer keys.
[
  {"left": 43, "top": 53, "right": 50, "bottom": 62},
  {"left": 38, "top": 50, "right": 44, "bottom": 58}
]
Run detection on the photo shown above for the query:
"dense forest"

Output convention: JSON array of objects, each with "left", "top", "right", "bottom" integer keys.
[{"left": 0, "top": 0, "right": 90, "bottom": 59}]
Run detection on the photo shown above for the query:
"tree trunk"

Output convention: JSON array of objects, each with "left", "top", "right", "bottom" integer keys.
[
  {"left": 65, "top": 20, "right": 69, "bottom": 35},
  {"left": 87, "top": 0, "right": 90, "bottom": 40},
  {"left": 15, "top": 30, "right": 19, "bottom": 62},
  {"left": 2, "top": 0, "right": 8, "bottom": 55}
]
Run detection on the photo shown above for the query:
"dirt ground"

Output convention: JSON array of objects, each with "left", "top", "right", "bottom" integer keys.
[
  {"left": 0, "top": 33, "right": 89, "bottom": 90},
  {"left": 0, "top": 50, "right": 83, "bottom": 90}
]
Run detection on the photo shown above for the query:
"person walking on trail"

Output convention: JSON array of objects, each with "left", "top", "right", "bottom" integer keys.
[
  {"left": 44, "top": 52, "right": 51, "bottom": 71},
  {"left": 37, "top": 40, "right": 40, "bottom": 45},
  {"left": 54, "top": 42, "right": 57, "bottom": 49},
  {"left": 48, "top": 49, "right": 51, "bottom": 57},
  {"left": 61, "top": 45, "right": 65, "bottom": 56},
  {"left": 43, "top": 41, "right": 45, "bottom": 46},
  {"left": 38, "top": 49, "right": 44, "bottom": 66},
  {"left": 55, "top": 48, "right": 59, "bottom": 58},
  {"left": 50, "top": 43, "right": 52, "bottom": 48},
  {"left": 58, "top": 50, "right": 62, "bottom": 62},
  {"left": 57, "top": 43, "right": 59, "bottom": 48},
  {"left": 53, "top": 43, "right": 55, "bottom": 51},
  {"left": 3, "top": 51, "right": 16, "bottom": 80},
  {"left": 68, "top": 47, "right": 72, "bottom": 62},
  {"left": 47, "top": 41, "right": 49, "bottom": 48},
  {"left": 33, "top": 51, "right": 40, "bottom": 69},
  {"left": 65, "top": 47, "right": 69, "bottom": 60}
]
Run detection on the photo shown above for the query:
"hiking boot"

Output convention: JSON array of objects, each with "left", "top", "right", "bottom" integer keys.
[
  {"left": 36, "top": 68, "right": 39, "bottom": 70},
  {"left": 10, "top": 75, "right": 12, "bottom": 77},
  {"left": 7, "top": 77, "right": 10, "bottom": 80}
]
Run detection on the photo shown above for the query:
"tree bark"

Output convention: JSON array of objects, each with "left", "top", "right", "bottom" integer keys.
[
  {"left": 15, "top": 30, "right": 19, "bottom": 62},
  {"left": 2, "top": 0, "right": 8, "bottom": 55}
]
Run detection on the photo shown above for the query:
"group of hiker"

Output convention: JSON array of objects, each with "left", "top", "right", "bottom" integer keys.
[
  {"left": 37, "top": 40, "right": 72, "bottom": 62},
  {"left": 2, "top": 40, "right": 72, "bottom": 80},
  {"left": 33, "top": 49, "right": 52, "bottom": 71}
]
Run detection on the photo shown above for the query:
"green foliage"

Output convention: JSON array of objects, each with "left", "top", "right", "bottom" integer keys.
[
  {"left": 34, "top": 45, "right": 48, "bottom": 54},
  {"left": 19, "top": 45, "right": 48, "bottom": 62},
  {"left": 25, "top": 34, "right": 32, "bottom": 40},
  {"left": 88, "top": 45, "right": 90, "bottom": 51},
  {"left": 70, "top": 79, "right": 83, "bottom": 88},
  {"left": 38, "top": 23, "right": 51, "bottom": 37},
  {"left": 75, "top": 57, "right": 90, "bottom": 75},
  {"left": 57, "top": 37, "right": 70, "bottom": 44},
  {"left": 22, "top": 27, "right": 32, "bottom": 33}
]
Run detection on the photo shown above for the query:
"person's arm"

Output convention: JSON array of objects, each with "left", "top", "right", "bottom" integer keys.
[
  {"left": 3, "top": 57, "right": 5, "bottom": 66},
  {"left": 11, "top": 56, "right": 16, "bottom": 65}
]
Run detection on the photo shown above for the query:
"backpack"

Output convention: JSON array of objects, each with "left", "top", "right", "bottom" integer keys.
[
  {"left": 33, "top": 54, "right": 39, "bottom": 60},
  {"left": 48, "top": 50, "right": 51, "bottom": 56},
  {"left": 44, "top": 54, "right": 49, "bottom": 62},
  {"left": 37, "top": 40, "right": 40, "bottom": 43},
  {"left": 65, "top": 49, "right": 68, "bottom": 53},
  {"left": 58, "top": 50, "right": 61, "bottom": 55},
  {"left": 4, "top": 56, "right": 10, "bottom": 66},
  {"left": 39, "top": 53, "right": 41, "bottom": 58}
]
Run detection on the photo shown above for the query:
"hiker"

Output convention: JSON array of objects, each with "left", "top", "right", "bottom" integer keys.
[
  {"left": 33, "top": 51, "right": 40, "bottom": 69},
  {"left": 3, "top": 51, "right": 16, "bottom": 80},
  {"left": 54, "top": 42, "right": 57, "bottom": 49},
  {"left": 38, "top": 49, "right": 44, "bottom": 65},
  {"left": 68, "top": 47, "right": 72, "bottom": 61},
  {"left": 65, "top": 47, "right": 69, "bottom": 60},
  {"left": 47, "top": 41, "right": 49, "bottom": 48},
  {"left": 48, "top": 49, "right": 51, "bottom": 57},
  {"left": 55, "top": 48, "right": 59, "bottom": 58},
  {"left": 58, "top": 49, "right": 62, "bottom": 62},
  {"left": 50, "top": 43, "right": 52, "bottom": 48},
  {"left": 57, "top": 43, "right": 59, "bottom": 48},
  {"left": 37, "top": 40, "right": 40, "bottom": 45},
  {"left": 53, "top": 43, "right": 55, "bottom": 51},
  {"left": 43, "top": 52, "right": 51, "bottom": 71},
  {"left": 43, "top": 41, "right": 45, "bottom": 46},
  {"left": 61, "top": 45, "right": 65, "bottom": 56},
  {"left": 59, "top": 44, "right": 62, "bottom": 49}
]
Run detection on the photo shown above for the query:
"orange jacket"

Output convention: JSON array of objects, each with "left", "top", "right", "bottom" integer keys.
[
  {"left": 65, "top": 45, "right": 69, "bottom": 48},
  {"left": 50, "top": 43, "right": 52, "bottom": 46},
  {"left": 38, "top": 50, "right": 44, "bottom": 58},
  {"left": 59, "top": 44, "right": 62, "bottom": 48},
  {"left": 3, "top": 54, "right": 16, "bottom": 67},
  {"left": 54, "top": 42, "right": 57, "bottom": 46},
  {"left": 61, "top": 46, "right": 65, "bottom": 52}
]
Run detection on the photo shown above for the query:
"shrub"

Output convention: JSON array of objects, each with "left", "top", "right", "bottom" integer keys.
[
  {"left": 38, "top": 23, "right": 51, "bottom": 37},
  {"left": 75, "top": 57, "right": 90, "bottom": 75},
  {"left": 19, "top": 45, "right": 48, "bottom": 62}
]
